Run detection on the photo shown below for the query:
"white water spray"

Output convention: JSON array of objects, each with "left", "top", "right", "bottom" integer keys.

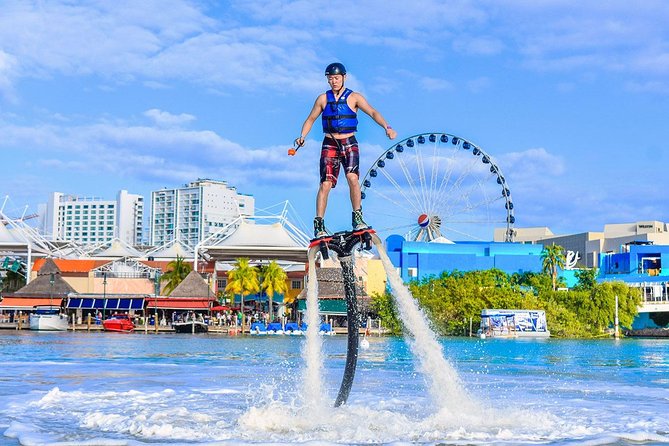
[
  {"left": 301, "top": 250, "right": 326, "bottom": 408},
  {"left": 374, "top": 238, "right": 479, "bottom": 417}
]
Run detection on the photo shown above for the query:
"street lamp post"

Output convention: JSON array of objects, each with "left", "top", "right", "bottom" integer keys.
[
  {"left": 49, "top": 273, "right": 55, "bottom": 307},
  {"left": 154, "top": 270, "right": 161, "bottom": 332},
  {"left": 102, "top": 272, "right": 107, "bottom": 320},
  {"left": 154, "top": 270, "right": 161, "bottom": 296},
  {"left": 207, "top": 273, "right": 212, "bottom": 320}
]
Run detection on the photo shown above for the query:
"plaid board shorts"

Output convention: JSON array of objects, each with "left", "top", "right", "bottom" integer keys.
[{"left": 319, "top": 135, "right": 359, "bottom": 188}]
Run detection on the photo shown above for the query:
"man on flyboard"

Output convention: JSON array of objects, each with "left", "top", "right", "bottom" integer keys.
[{"left": 294, "top": 62, "right": 397, "bottom": 238}]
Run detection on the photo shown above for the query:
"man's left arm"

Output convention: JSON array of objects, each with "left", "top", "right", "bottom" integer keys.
[{"left": 354, "top": 93, "right": 397, "bottom": 139}]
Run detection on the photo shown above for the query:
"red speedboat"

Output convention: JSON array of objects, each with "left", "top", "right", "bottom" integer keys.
[{"left": 103, "top": 314, "right": 135, "bottom": 333}]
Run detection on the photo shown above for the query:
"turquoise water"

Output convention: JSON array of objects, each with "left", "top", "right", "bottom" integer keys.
[{"left": 1, "top": 331, "right": 668, "bottom": 445}]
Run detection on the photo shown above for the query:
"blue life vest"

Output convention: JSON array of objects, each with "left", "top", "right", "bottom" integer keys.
[{"left": 322, "top": 88, "right": 358, "bottom": 134}]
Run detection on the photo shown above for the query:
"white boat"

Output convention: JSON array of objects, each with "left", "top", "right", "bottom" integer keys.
[
  {"left": 478, "top": 309, "right": 550, "bottom": 338},
  {"left": 173, "top": 320, "right": 208, "bottom": 333},
  {"left": 29, "top": 306, "right": 69, "bottom": 331}
]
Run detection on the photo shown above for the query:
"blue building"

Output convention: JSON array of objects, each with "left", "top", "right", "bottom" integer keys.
[
  {"left": 385, "top": 235, "right": 543, "bottom": 282},
  {"left": 383, "top": 234, "right": 669, "bottom": 330},
  {"left": 599, "top": 243, "right": 669, "bottom": 329}
]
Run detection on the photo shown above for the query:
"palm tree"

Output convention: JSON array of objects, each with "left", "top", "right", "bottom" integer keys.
[
  {"left": 541, "top": 243, "right": 566, "bottom": 291},
  {"left": 261, "top": 261, "right": 289, "bottom": 321},
  {"left": 225, "top": 258, "right": 259, "bottom": 329},
  {"left": 161, "top": 254, "right": 192, "bottom": 295}
]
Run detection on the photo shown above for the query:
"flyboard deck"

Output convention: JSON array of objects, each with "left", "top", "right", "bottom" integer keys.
[{"left": 308, "top": 228, "right": 376, "bottom": 260}]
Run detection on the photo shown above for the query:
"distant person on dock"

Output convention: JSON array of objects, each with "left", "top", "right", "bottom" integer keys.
[{"left": 294, "top": 62, "right": 397, "bottom": 238}]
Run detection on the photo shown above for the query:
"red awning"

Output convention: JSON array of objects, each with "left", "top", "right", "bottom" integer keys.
[
  {"left": 145, "top": 298, "right": 214, "bottom": 310},
  {"left": 0, "top": 297, "right": 64, "bottom": 310},
  {"left": 211, "top": 305, "right": 230, "bottom": 312}
]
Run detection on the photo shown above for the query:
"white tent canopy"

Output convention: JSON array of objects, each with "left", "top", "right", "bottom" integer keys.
[
  {"left": 201, "top": 220, "right": 308, "bottom": 263},
  {"left": 91, "top": 238, "right": 143, "bottom": 259},
  {"left": 221, "top": 221, "right": 303, "bottom": 247},
  {"left": 145, "top": 239, "right": 194, "bottom": 260}
]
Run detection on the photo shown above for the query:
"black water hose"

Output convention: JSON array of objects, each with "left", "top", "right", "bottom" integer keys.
[
  {"left": 309, "top": 230, "right": 375, "bottom": 407},
  {"left": 334, "top": 256, "right": 359, "bottom": 407}
]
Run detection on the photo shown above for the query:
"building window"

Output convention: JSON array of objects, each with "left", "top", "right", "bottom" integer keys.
[
  {"left": 217, "top": 279, "right": 227, "bottom": 290},
  {"left": 291, "top": 280, "right": 302, "bottom": 289},
  {"left": 408, "top": 267, "right": 418, "bottom": 278}
]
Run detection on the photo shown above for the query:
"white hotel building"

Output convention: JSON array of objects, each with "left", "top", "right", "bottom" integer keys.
[
  {"left": 43, "top": 190, "right": 144, "bottom": 245},
  {"left": 150, "top": 179, "right": 254, "bottom": 248}
]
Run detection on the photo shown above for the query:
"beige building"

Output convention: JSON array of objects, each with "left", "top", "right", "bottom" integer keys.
[
  {"left": 321, "top": 252, "right": 388, "bottom": 298},
  {"left": 496, "top": 221, "right": 669, "bottom": 268}
]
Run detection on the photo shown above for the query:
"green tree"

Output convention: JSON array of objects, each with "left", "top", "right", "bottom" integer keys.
[
  {"left": 160, "top": 254, "right": 192, "bottom": 295},
  {"left": 573, "top": 268, "right": 598, "bottom": 291},
  {"left": 0, "top": 270, "right": 26, "bottom": 293},
  {"left": 370, "top": 291, "right": 402, "bottom": 335},
  {"left": 216, "top": 290, "right": 233, "bottom": 306},
  {"left": 225, "top": 258, "right": 259, "bottom": 328},
  {"left": 541, "top": 243, "right": 566, "bottom": 291},
  {"left": 261, "top": 261, "right": 288, "bottom": 321},
  {"left": 604, "top": 281, "right": 641, "bottom": 330},
  {"left": 385, "top": 268, "right": 642, "bottom": 338},
  {"left": 510, "top": 271, "right": 554, "bottom": 294}
]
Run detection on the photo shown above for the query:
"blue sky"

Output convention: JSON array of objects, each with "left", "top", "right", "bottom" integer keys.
[{"left": 1, "top": 0, "right": 668, "bottom": 239}]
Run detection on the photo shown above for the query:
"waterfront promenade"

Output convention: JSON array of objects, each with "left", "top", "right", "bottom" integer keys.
[{"left": 0, "top": 320, "right": 381, "bottom": 335}]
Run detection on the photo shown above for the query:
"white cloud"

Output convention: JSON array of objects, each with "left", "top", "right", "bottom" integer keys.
[
  {"left": 630, "top": 49, "right": 669, "bottom": 75},
  {"left": 0, "top": 114, "right": 318, "bottom": 191},
  {"left": 144, "top": 109, "right": 196, "bottom": 127},
  {"left": 502, "top": 147, "right": 565, "bottom": 178},
  {"left": 0, "top": 50, "right": 18, "bottom": 101},
  {"left": 236, "top": 0, "right": 486, "bottom": 35},
  {"left": 0, "top": 1, "right": 321, "bottom": 93},
  {"left": 626, "top": 80, "right": 669, "bottom": 94},
  {"left": 1, "top": 0, "right": 668, "bottom": 98},
  {"left": 467, "top": 77, "right": 491, "bottom": 93},
  {"left": 395, "top": 69, "right": 454, "bottom": 92},
  {"left": 493, "top": 145, "right": 668, "bottom": 233},
  {"left": 419, "top": 76, "right": 454, "bottom": 91},
  {"left": 500, "top": 2, "right": 669, "bottom": 78},
  {"left": 453, "top": 36, "right": 504, "bottom": 55}
]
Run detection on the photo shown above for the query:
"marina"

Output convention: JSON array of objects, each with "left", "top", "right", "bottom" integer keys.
[{"left": 27, "top": 306, "right": 68, "bottom": 331}]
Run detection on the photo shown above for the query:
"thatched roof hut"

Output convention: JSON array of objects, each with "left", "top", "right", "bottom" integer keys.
[
  {"left": 11, "top": 258, "right": 76, "bottom": 297},
  {"left": 168, "top": 270, "right": 215, "bottom": 298}
]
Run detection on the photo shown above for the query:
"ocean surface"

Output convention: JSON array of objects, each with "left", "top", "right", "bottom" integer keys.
[{"left": 1, "top": 331, "right": 668, "bottom": 445}]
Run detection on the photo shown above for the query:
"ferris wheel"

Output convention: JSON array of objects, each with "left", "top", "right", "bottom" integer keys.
[{"left": 360, "top": 132, "right": 515, "bottom": 242}]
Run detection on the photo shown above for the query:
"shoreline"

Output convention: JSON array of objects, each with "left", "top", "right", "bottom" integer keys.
[{"left": 0, "top": 322, "right": 387, "bottom": 336}]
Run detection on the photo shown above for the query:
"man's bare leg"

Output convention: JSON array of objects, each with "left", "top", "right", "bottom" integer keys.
[
  {"left": 345, "top": 172, "right": 361, "bottom": 210},
  {"left": 316, "top": 181, "right": 333, "bottom": 217},
  {"left": 314, "top": 181, "right": 333, "bottom": 237},
  {"left": 346, "top": 172, "right": 368, "bottom": 230}
]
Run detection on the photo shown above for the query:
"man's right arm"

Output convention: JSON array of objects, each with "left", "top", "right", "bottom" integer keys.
[{"left": 295, "top": 95, "right": 326, "bottom": 147}]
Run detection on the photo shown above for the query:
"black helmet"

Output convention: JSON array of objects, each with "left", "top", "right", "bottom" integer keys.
[{"left": 325, "top": 62, "right": 346, "bottom": 76}]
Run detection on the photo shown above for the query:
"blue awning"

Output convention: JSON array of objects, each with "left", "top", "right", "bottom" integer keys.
[{"left": 66, "top": 297, "right": 145, "bottom": 310}]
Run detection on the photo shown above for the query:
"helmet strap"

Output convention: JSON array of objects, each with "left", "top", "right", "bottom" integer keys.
[{"left": 332, "top": 78, "right": 345, "bottom": 97}]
